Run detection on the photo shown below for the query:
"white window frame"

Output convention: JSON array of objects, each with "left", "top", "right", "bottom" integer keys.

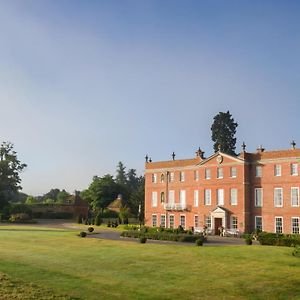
[
  {"left": 179, "top": 190, "right": 186, "bottom": 206},
  {"left": 204, "top": 189, "right": 211, "bottom": 205},
  {"left": 291, "top": 163, "right": 298, "bottom": 176},
  {"left": 274, "top": 165, "right": 281, "bottom": 177},
  {"left": 275, "top": 216, "right": 283, "bottom": 234},
  {"left": 217, "top": 189, "right": 224, "bottom": 206},
  {"left": 255, "top": 216, "right": 263, "bottom": 231},
  {"left": 205, "top": 168, "right": 211, "bottom": 180},
  {"left": 194, "top": 190, "right": 199, "bottom": 207},
  {"left": 194, "top": 170, "right": 199, "bottom": 181},
  {"left": 230, "top": 188, "right": 238, "bottom": 205},
  {"left": 254, "top": 188, "right": 263, "bottom": 207},
  {"left": 230, "top": 167, "right": 237, "bottom": 178},
  {"left": 255, "top": 166, "right": 262, "bottom": 178},
  {"left": 169, "top": 172, "right": 175, "bottom": 182},
  {"left": 152, "top": 173, "right": 157, "bottom": 183},
  {"left": 160, "top": 214, "right": 166, "bottom": 228},
  {"left": 169, "top": 214, "right": 175, "bottom": 229},
  {"left": 217, "top": 168, "right": 223, "bottom": 179},
  {"left": 194, "top": 215, "right": 199, "bottom": 228},
  {"left": 291, "top": 187, "right": 299, "bottom": 207},
  {"left": 179, "top": 171, "right": 185, "bottom": 182},
  {"left": 292, "top": 217, "right": 299, "bottom": 234},
  {"left": 205, "top": 216, "right": 211, "bottom": 229},
  {"left": 168, "top": 190, "right": 175, "bottom": 204},
  {"left": 180, "top": 215, "right": 186, "bottom": 229},
  {"left": 160, "top": 174, "right": 165, "bottom": 183},
  {"left": 274, "top": 188, "right": 283, "bottom": 208},
  {"left": 160, "top": 192, "right": 165, "bottom": 203},
  {"left": 151, "top": 191, "right": 158, "bottom": 207},
  {"left": 231, "top": 216, "right": 238, "bottom": 230},
  {"left": 152, "top": 214, "right": 157, "bottom": 227}
]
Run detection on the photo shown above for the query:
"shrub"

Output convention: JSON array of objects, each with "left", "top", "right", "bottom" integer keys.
[
  {"left": 95, "top": 214, "right": 102, "bottom": 226},
  {"left": 140, "top": 236, "right": 147, "bottom": 243},
  {"left": 79, "top": 231, "right": 87, "bottom": 238},
  {"left": 107, "top": 220, "right": 111, "bottom": 227},
  {"left": 292, "top": 245, "right": 300, "bottom": 257},
  {"left": 258, "top": 232, "right": 300, "bottom": 247},
  {"left": 196, "top": 239, "right": 203, "bottom": 246},
  {"left": 245, "top": 237, "right": 252, "bottom": 245},
  {"left": 88, "top": 227, "right": 94, "bottom": 233}
]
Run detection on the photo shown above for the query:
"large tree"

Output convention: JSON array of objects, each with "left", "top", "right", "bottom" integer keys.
[
  {"left": 211, "top": 111, "right": 238, "bottom": 155},
  {"left": 0, "top": 142, "right": 27, "bottom": 210}
]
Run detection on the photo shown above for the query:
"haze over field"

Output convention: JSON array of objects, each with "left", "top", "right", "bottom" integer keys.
[{"left": 0, "top": 1, "right": 299, "bottom": 195}]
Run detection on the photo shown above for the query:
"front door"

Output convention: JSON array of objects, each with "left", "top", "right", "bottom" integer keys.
[{"left": 214, "top": 218, "right": 222, "bottom": 235}]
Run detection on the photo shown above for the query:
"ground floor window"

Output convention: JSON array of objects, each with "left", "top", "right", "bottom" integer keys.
[
  {"left": 231, "top": 216, "right": 238, "bottom": 230},
  {"left": 275, "top": 217, "right": 283, "bottom": 234},
  {"left": 160, "top": 215, "right": 166, "bottom": 228},
  {"left": 152, "top": 214, "right": 157, "bottom": 227},
  {"left": 255, "top": 216, "right": 263, "bottom": 231},
  {"left": 205, "top": 216, "right": 211, "bottom": 229},
  {"left": 169, "top": 215, "right": 174, "bottom": 229},
  {"left": 194, "top": 215, "right": 199, "bottom": 228},
  {"left": 180, "top": 215, "right": 186, "bottom": 229},
  {"left": 292, "top": 217, "right": 299, "bottom": 234}
]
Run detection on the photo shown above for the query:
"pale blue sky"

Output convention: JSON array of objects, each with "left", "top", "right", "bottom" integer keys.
[{"left": 0, "top": 0, "right": 299, "bottom": 195}]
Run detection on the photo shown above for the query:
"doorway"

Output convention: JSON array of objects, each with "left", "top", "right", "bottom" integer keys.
[{"left": 214, "top": 218, "right": 222, "bottom": 235}]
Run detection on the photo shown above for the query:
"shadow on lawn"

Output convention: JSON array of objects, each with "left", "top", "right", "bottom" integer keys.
[{"left": 0, "top": 228, "right": 71, "bottom": 233}]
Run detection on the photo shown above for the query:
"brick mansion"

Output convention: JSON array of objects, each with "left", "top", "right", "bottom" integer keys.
[{"left": 144, "top": 142, "right": 300, "bottom": 234}]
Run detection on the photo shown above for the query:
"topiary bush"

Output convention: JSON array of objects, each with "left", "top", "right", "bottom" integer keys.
[
  {"left": 79, "top": 231, "right": 87, "bottom": 238},
  {"left": 140, "top": 236, "right": 147, "bottom": 243},
  {"left": 95, "top": 214, "right": 102, "bottom": 226},
  {"left": 196, "top": 239, "right": 203, "bottom": 246},
  {"left": 88, "top": 227, "right": 94, "bottom": 233}
]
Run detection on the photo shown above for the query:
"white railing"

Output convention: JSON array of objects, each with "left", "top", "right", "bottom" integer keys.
[{"left": 164, "top": 203, "right": 187, "bottom": 211}]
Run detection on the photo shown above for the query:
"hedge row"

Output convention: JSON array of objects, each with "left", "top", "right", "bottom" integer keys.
[
  {"left": 258, "top": 232, "right": 300, "bottom": 247},
  {"left": 120, "top": 230, "right": 206, "bottom": 243}
]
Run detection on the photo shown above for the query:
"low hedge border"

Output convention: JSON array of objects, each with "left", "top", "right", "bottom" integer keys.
[
  {"left": 258, "top": 232, "right": 300, "bottom": 247},
  {"left": 121, "top": 230, "right": 206, "bottom": 243}
]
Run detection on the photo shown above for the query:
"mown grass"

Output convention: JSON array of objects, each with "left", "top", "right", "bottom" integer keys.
[{"left": 0, "top": 225, "right": 300, "bottom": 299}]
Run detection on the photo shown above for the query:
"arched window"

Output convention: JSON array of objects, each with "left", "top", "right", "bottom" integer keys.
[{"left": 160, "top": 174, "right": 165, "bottom": 183}]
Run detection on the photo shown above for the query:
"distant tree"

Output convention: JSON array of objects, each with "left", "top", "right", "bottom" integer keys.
[
  {"left": 56, "top": 189, "right": 70, "bottom": 204},
  {"left": 81, "top": 175, "right": 119, "bottom": 212},
  {"left": 119, "top": 206, "right": 130, "bottom": 224},
  {"left": 211, "top": 111, "right": 238, "bottom": 155},
  {"left": 25, "top": 196, "right": 37, "bottom": 204},
  {"left": 115, "top": 162, "right": 127, "bottom": 186},
  {"left": 0, "top": 142, "right": 27, "bottom": 210},
  {"left": 42, "top": 189, "right": 60, "bottom": 202},
  {"left": 44, "top": 198, "right": 55, "bottom": 204},
  {"left": 128, "top": 177, "right": 145, "bottom": 219}
]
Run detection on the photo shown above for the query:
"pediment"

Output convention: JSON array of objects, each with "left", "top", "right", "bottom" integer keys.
[
  {"left": 211, "top": 206, "right": 227, "bottom": 213},
  {"left": 197, "top": 151, "right": 244, "bottom": 166}
]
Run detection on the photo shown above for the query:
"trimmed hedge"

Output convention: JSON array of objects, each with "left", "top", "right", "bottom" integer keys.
[
  {"left": 121, "top": 230, "right": 206, "bottom": 243},
  {"left": 258, "top": 232, "right": 300, "bottom": 247}
]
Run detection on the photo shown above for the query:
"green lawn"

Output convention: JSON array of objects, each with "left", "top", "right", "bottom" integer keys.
[{"left": 0, "top": 226, "right": 300, "bottom": 299}]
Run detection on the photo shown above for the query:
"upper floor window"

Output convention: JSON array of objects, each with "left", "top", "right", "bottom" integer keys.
[
  {"left": 274, "top": 188, "right": 283, "bottom": 207},
  {"left": 151, "top": 191, "right": 158, "bottom": 207},
  {"left": 230, "top": 167, "right": 237, "bottom": 178},
  {"left": 291, "top": 187, "right": 299, "bottom": 207},
  {"left": 160, "top": 174, "right": 165, "bottom": 183},
  {"left": 274, "top": 165, "right": 281, "bottom": 177},
  {"left": 194, "top": 190, "right": 199, "bottom": 207},
  {"left": 291, "top": 163, "right": 298, "bottom": 176},
  {"left": 160, "top": 192, "right": 165, "bottom": 203},
  {"left": 205, "top": 168, "right": 211, "bottom": 180},
  {"left": 169, "top": 172, "right": 175, "bottom": 182},
  {"left": 255, "top": 166, "right": 262, "bottom": 177},
  {"left": 152, "top": 173, "right": 157, "bottom": 183},
  {"left": 179, "top": 171, "right": 185, "bottom": 182},
  {"left": 217, "top": 168, "right": 223, "bottom": 179},
  {"left": 194, "top": 170, "right": 199, "bottom": 181},
  {"left": 204, "top": 189, "right": 211, "bottom": 205},
  {"left": 230, "top": 188, "right": 238, "bottom": 205},
  {"left": 217, "top": 189, "right": 224, "bottom": 206},
  {"left": 255, "top": 188, "right": 263, "bottom": 207},
  {"left": 168, "top": 190, "right": 175, "bottom": 204}
]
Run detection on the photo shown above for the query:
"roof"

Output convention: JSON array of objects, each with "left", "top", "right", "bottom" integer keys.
[
  {"left": 145, "top": 157, "right": 202, "bottom": 169},
  {"left": 244, "top": 148, "right": 300, "bottom": 162}
]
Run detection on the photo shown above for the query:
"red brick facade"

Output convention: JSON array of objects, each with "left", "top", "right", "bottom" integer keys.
[{"left": 145, "top": 147, "right": 300, "bottom": 234}]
